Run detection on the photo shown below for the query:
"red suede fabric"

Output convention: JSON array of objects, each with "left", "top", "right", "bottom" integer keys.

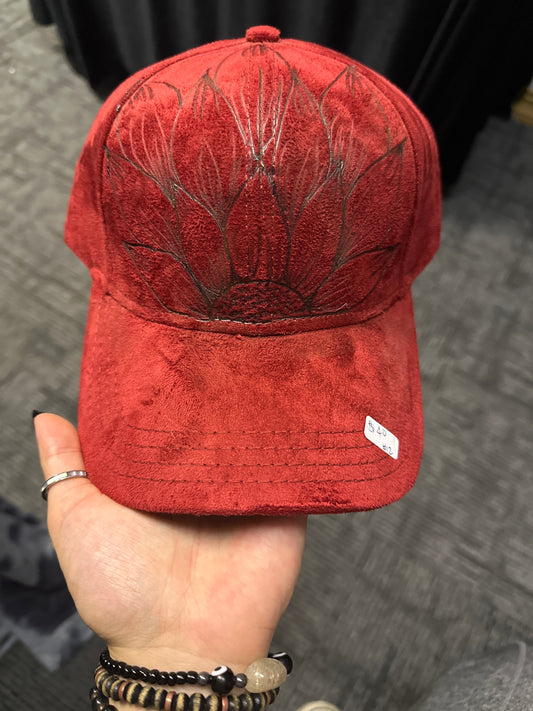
[{"left": 65, "top": 28, "right": 441, "bottom": 515}]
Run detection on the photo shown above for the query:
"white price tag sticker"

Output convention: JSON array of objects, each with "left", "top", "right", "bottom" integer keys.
[{"left": 364, "top": 416, "right": 399, "bottom": 459}]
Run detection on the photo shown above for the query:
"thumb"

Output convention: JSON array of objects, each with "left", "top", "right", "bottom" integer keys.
[{"left": 34, "top": 413, "right": 96, "bottom": 537}]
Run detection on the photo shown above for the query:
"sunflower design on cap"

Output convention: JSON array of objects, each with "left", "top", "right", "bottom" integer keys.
[{"left": 104, "top": 46, "right": 406, "bottom": 324}]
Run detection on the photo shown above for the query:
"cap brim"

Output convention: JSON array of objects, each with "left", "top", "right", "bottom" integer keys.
[{"left": 78, "top": 280, "right": 424, "bottom": 515}]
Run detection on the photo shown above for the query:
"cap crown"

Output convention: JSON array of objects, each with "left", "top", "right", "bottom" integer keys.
[{"left": 66, "top": 32, "right": 440, "bottom": 336}]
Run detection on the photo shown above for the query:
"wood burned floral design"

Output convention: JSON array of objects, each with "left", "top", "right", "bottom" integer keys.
[{"left": 104, "top": 47, "right": 407, "bottom": 324}]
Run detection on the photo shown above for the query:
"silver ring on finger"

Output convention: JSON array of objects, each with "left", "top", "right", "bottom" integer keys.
[{"left": 41, "top": 470, "right": 89, "bottom": 501}]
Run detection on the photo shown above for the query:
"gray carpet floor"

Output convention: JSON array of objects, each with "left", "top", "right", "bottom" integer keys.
[{"left": 1, "top": 0, "right": 532, "bottom": 709}]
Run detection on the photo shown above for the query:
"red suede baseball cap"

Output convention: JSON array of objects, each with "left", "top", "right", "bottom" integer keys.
[{"left": 65, "top": 26, "right": 441, "bottom": 515}]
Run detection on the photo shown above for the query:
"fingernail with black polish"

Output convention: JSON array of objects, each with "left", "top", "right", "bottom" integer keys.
[{"left": 32, "top": 409, "right": 43, "bottom": 420}]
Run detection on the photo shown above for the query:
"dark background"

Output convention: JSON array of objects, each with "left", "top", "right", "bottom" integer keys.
[{"left": 28, "top": 0, "right": 533, "bottom": 187}]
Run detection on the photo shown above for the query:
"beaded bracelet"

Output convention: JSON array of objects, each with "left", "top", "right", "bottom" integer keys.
[
  {"left": 90, "top": 686, "right": 118, "bottom": 711},
  {"left": 100, "top": 649, "right": 292, "bottom": 694},
  {"left": 95, "top": 666, "right": 279, "bottom": 711},
  {"left": 100, "top": 649, "right": 246, "bottom": 693}
]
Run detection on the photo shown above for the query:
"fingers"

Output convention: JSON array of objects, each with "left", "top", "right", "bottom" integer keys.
[
  {"left": 34, "top": 413, "right": 85, "bottom": 476},
  {"left": 33, "top": 412, "right": 95, "bottom": 517}
]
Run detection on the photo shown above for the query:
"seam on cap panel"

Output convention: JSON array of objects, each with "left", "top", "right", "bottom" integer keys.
[
  {"left": 102, "top": 286, "right": 410, "bottom": 337},
  {"left": 115, "top": 457, "right": 389, "bottom": 468},
  {"left": 120, "top": 441, "right": 376, "bottom": 452},
  {"left": 342, "top": 66, "right": 415, "bottom": 288},
  {"left": 111, "top": 458, "right": 401, "bottom": 485},
  {"left": 390, "top": 86, "right": 423, "bottom": 285},
  {"left": 118, "top": 427, "right": 387, "bottom": 435}
]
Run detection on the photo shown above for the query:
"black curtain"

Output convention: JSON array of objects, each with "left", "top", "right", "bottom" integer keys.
[{"left": 30, "top": 0, "right": 533, "bottom": 187}]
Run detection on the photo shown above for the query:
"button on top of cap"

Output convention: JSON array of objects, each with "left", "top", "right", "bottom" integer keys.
[{"left": 245, "top": 26, "right": 281, "bottom": 43}]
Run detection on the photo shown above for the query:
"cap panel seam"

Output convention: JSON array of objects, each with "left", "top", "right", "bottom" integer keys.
[
  {"left": 110, "top": 460, "right": 401, "bottom": 485},
  {"left": 119, "top": 440, "right": 377, "bottom": 449},
  {"left": 100, "top": 286, "right": 411, "bottom": 337},
  {"left": 390, "top": 88, "right": 428, "bottom": 284}
]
